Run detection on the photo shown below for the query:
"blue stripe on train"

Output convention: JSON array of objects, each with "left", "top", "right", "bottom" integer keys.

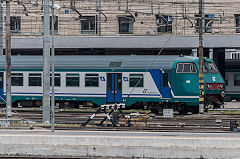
[{"left": 149, "top": 69, "right": 172, "bottom": 98}]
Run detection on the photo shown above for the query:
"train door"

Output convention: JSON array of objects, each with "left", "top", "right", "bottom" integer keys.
[
  {"left": 161, "top": 71, "right": 171, "bottom": 98},
  {"left": 0, "top": 72, "right": 3, "bottom": 101},
  {"left": 107, "top": 73, "right": 122, "bottom": 103},
  {"left": 149, "top": 69, "right": 172, "bottom": 98}
]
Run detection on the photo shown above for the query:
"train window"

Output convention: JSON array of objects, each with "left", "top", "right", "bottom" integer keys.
[
  {"left": 191, "top": 64, "right": 197, "bottom": 73},
  {"left": 0, "top": 73, "right": 2, "bottom": 89},
  {"left": 85, "top": 73, "right": 99, "bottom": 87},
  {"left": 234, "top": 74, "right": 240, "bottom": 86},
  {"left": 176, "top": 64, "right": 183, "bottom": 72},
  {"left": 203, "top": 64, "right": 209, "bottom": 73},
  {"left": 12, "top": 73, "right": 23, "bottom": 86},
  {"left": 66, "top": 74, "right": 79, "bottom": 87},
  {"left": 176, "top": 63, "right": 197, "bottom": 73},
  {"left": 50, "top": 73, "right": 61, "bottom": 87},
  {"left": 107, "top": 74, "right": 112, "bottom": 90},
  {"left": 29, "top": 73, "right": 42, "bottom": 86},
  {"left": 129, "top": 74, "right": 143, "bottom": 87},
  {"left": 163, "top": 73, "right": 168, "bottom": 87},
  {"left": 183, "top": 64, "right": 191, "bottom": 73},
  {"left": 117, "top": 74, "right": 122, "bottom": 90},
  {"left": 207, "top": 62, "right": 219, "bottom": 73}
]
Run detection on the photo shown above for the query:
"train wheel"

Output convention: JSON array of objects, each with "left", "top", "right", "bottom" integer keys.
[
  {"left": 190, "top": 107, "right": 199, "bottom": 114},
  {"left": 177, "top": 104, "right": 188, "bottom": 115}
]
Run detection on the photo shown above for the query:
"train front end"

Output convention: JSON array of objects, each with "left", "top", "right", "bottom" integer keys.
[{"left": 203, "top": 59, "right": 225, "bottom": 108}]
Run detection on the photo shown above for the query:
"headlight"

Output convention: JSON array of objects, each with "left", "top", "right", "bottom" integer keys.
[
  {"left": 207, "top": 84, "right": 211, "bottom": 89},
  {"left": 221, "top": 91, "right": 225, "bottom": 97},
  {"left": 219, "top": 84, "right": 224, "bottom": 89}
]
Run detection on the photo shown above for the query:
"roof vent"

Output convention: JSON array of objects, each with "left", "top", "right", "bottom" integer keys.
[{"left": 109, "top": 61, "right": 122, "bottom": 68}]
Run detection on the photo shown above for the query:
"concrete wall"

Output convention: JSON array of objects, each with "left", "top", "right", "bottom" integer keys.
[{"left": 1, "top": 133, "right": 240, "bottom": 158}]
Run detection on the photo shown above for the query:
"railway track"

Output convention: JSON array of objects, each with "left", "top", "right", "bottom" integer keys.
[{"left": 3, "top": 107, "right": 238, "bottom": 132}]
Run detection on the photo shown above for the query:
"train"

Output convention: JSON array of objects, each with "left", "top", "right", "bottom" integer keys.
[
  {"left": 0, "top": 55, "right": 225, "bottom": 114},
  {"left": 225, "top": 59, "right": 240, "bottom": 101}
]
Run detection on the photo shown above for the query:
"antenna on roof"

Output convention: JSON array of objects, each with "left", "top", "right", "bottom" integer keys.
[{"left": 179, "top": 54, "right": 184, "bottom": 57}]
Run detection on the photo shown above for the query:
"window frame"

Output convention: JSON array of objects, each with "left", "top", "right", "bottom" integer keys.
[
  {"left": 66, "top": 73, "right": 80, "bottom": 87},
  {"left": 129, "top": 74, "right": 144, "bottom": 88},
  {"left": 156, "top": 14, "right": 173, "bottom": 33},
  {"left": 195, "top": 14, "right": 213, "bottom": 33},
  {"left": 10, "top": 16, "right": 21, "bottom": 33},
  {"left": 85, "top": 73, "right": 99, "bottom": 87},
  {"left": 235, "top": 14, "right": 240, "bottom": 33},
  {"left": 80, "top": 16, "right": 97, "bottom": 34},
  {"left": 28, "top": 73, "right": 42, "bottom": 87},
  {"left": 118, "top": 16, "right": 134, "bottom": 34},
  {"left": 176, "top": 63, "right": 197, "bottom": 73}
]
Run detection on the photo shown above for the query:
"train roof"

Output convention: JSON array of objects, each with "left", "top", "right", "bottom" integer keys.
[{"left": 0, "top": 55, "right": 198, "bottom": 70}]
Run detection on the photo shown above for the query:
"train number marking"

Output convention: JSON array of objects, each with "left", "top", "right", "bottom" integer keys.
[
  {"left": 186, "top": 80, "right": 190, "bottom": 83},
  {"left": 212, "top": 77, "right": 216, "bottom": 81}
]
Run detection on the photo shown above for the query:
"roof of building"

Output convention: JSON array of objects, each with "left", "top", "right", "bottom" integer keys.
[{"left": 0, "top": 55, "right": 198, "bottom": 70}]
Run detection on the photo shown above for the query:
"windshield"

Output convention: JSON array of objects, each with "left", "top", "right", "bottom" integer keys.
[
  {"left": 203, "top": 63, "right": 209, "bottom": 73},
  {"left": 207, "top": 62, "right": 219, "bottom": 73}
]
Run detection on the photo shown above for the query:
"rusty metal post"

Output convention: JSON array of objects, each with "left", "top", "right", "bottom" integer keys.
[
  {"left": 5, "top": 0, "right": 12, "bottom": 117},
  {"left": 199, "top": 0, "right": 204, "bottom": 114}
]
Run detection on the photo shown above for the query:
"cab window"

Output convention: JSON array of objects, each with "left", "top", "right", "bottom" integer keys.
[
  {"left": 176, "top": 63, "right": 197, "bottom": 73},
  {"left": 207, "top": 62, "right": 219, "bottom": 73}
]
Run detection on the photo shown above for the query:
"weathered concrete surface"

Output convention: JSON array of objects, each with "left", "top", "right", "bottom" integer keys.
[{"left": 0, "top": 130, "right": 240, "bottom": 158}]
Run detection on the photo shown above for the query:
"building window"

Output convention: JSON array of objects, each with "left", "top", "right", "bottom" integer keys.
[
  {"left": 195, "top": 14, "right": 213, "bottom": 33},
  {"left": 10, "top": 16, "right": 21, "bottom": 33},
  {"left": 129, "top": 74, "right": 143, "bottom": 87},
  {"left": 50, "top": 16, "right": 58, "bottom": 34},
  {"left": 42, "top": 16, "right": 58, "bottom": 34},
  {"left": 29, "top": 73, "right": 42, "bottom": 86},
  {"left": 50, "top": 73, "right": 61, "bottom": 86},
  {"left": 12, "top": 73, "right": 23, "bottom": 86},
  {"left": 85, "top": 73, "right": 99, "bottom": 87},
  {"left": 80, "top": 16, "right": 96, "bottom": 34},
  {"left": 156, "top": 15, "right": 172, "bottom": 33},
  {"left": 231, "top": 53, "right": 240, "bottom": 59},
  {"left": 66, "top": 73, "right": 79, "bottom": 87},
  {"left": 118, "top": 16, "right": 134, "bottom": 34},
  {"left": 235, "top": 14, "right": 240, "bottom": 33},
  {"left": 234, "top": 74, "right": 240, "bottom": 86}
]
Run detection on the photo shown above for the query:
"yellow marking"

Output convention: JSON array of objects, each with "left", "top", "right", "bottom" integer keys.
[
  {"left": 199, "top": 80, "right": 204, "bottom": 83},
  {"left": 199, "top": 98, "right": 204, "bottom": 102},
  {"left": 202, "top": 92, "right": 204, "bottom": 95},
  {"left": 199, "top": 74, "right": 204, "bottom": 78},
  {"left": 199, "top": 85, "right": 204, "bottom": 89}
]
